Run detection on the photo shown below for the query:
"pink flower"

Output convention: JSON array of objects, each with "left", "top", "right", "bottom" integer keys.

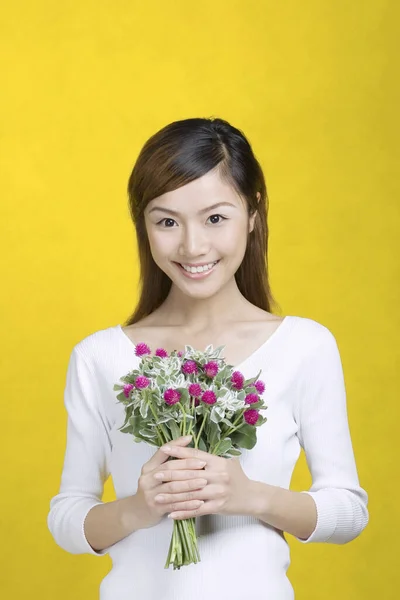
[
  {"left": 135, "top": 375, "right": 150, "bottom": 389},
  {"left": 182, "top": 360, "right": 198, "bottom": 375},
  {"left": 164, "top": 388, "right": 181, "bottom": 405},
  {"left": 231, "top": 371, "right": 244, "bottom": 390},
  {"left": 254, "top": 380, "right": 265, "bottom": 394},
  {"left": 135, "top": 342, "right": 151, "bottom": 357},
  {"left": 245, "top": 393, "right": 259, "bottom": 405},
  {"left": 201, "top": 390, "right": 217, "bottom": 405},
  {"left": 177, "top": 351, "right": 183, "bottom": 358},
  {"left": 244, "top": 409, "right": 260, "bottom": 425},
  {"left": 188, "top": 383, "right": 202, "bottom": 397},
  {"left": 203, "top": 361, "right": 219, "bottom": 378},
  {"left": 155, "top": 348, "right": 168, "bottom": 358},
  {"left": 123, "top": 383, "right": 134, "bottom": 398}
]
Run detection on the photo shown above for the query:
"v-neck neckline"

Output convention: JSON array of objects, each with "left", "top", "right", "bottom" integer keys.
[{"left": 115, "top": 315, "right": 295, "bottom": 371}]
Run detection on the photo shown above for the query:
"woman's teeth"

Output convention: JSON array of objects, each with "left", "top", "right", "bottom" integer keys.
[{"left": 180, "top": 261, "right": 218, "bottom": 274}]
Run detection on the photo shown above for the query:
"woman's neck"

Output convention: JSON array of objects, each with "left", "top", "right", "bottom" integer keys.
[{"left": 149, "top": 278, "right": 253, "bottom": 332}]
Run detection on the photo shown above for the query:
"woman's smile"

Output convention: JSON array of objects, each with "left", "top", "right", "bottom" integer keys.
[{"left": 174, "top": 260, "right": 220, "bottom": 279}]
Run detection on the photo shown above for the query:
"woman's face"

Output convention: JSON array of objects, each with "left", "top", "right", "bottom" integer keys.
[{"left": 144, "top": 169, "right": 257, "bottom": 300}]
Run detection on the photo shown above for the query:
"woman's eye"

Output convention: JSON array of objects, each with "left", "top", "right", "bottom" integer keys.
[
  {"left": 157, "top": 215, "right": 226, "bottom": 227},
  {"left": 157, "top": 218, "right": 176, "bottom": 227},
  {"left": 207, "top": 214, "right": 226, "bottom": 225}
]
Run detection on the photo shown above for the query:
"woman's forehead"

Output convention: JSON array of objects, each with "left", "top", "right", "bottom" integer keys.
[{"left": 146, "top": 172, "right": 245, "bottom": 215}]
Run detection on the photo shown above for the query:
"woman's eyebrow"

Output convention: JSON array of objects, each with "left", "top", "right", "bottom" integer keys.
[{"left": 148, "top": 201, "right": 237, "bottom": 216}]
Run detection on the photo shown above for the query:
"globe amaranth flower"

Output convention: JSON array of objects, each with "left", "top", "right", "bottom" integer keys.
[
  {"left": 244, "top": 409, "right": 260, "bottom": 425},
  {"left": 203, "top": 361, "right": 219, "bottom": 378},
  {"left": 245, "top": 392, "right": 259, "bottom": 405},
  {"left": 177, "top": 351, "right": 183, "bottom": 358},
  {"left": 123, "top": 383, "right": 134, "bottom": 398},
  {"left": 164, "top": 388, "right": 181, "bottom": 405},
  {"left": 231, "top": 371, "right": 244, "bottom": 390},
  {"left": 201, "top": 390, "right": 217, "bottom": 405},
  {"left": 155, "top": 348, "right": 168, "bottom": 358},
  {"left": 135, "top": 342, "right": 151, "bottom": 357},
  {"left": 135, "top": 375, "right": 150, "bottom": 389},
  {"left": 182, "top": 360, "right": 198, "bottom": 375},
  {"left": 188, "top": 383, "right": 202, "bottom": 397},
  {"left": 254, "top": 380, "right": 265, "bottom": 394}
]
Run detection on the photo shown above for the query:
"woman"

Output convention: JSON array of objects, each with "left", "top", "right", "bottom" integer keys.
[{"left": 47, "top": 117, "right": 369, "bottom": 599}]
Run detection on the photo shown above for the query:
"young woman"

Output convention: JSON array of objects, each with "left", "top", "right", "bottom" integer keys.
[{"left": 47, "top": 117, "right": 369, "bottom": 599}]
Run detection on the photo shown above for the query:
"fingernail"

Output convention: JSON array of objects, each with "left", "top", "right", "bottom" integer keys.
[
  {"left": 183, "top": 435, "right": 192, "bottom": 440},
  {"left": 162, "top": 445, "right": 172, "bottom": 452}
]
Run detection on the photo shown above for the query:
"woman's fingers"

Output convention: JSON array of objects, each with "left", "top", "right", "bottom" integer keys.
[
  {"left": 158, "top": 477, "right": 208, "bottom": 495},
  {"left": 163, "top": 458, "right": 207, "bottom": 471},
  {"left": 141, "top": 436, "right": 193, "bottom": 474},
  {"left": 167, "top": 500, "right": 205, "bottom": 513},
  {"left": 155, "top": 483, "right": 220, "bottom": 506},
  {"left": 155, "top": 469, "right": 207, "bottom": 482}
]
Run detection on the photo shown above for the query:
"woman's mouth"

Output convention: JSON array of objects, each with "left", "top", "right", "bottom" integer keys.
[{"left": 174, "top": 260, "right": 220, "bottom": 279}]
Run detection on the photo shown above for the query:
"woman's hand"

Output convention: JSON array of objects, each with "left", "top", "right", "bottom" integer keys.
[
  {"left": 155, "top": 442, "right": 255, "bottom": 520},
  {"left": 133, "top": 435, "right": 208, "bottom": 529}
]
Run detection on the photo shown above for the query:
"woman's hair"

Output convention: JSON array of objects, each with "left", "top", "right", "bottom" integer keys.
[{"left": 123, "top": 116, "right": 280, "bottom": 326}]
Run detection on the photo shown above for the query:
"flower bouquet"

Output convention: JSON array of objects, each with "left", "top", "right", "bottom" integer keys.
[{"left": 113, "top": 341, "right": 267, "bottom": 570}]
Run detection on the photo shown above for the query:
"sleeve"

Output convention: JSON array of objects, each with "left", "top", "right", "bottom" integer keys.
[
  {"left": 47, "top": 346, "right": 113, "bottom": 556},
  {"left": 293, "top": 328, "right": 369, "bottom": 544}
]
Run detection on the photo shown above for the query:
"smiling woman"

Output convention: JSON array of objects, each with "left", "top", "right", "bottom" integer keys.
[
  {"left": 125, "top": 117, "right": 277, "bottom": 319},
  {"left": 47, "top": 116, "right": 369, "bottom": 600}
]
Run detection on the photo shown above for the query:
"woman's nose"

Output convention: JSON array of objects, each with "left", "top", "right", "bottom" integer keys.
[{"left": 178, "top": 225, "right": 210, "bottom": 257}]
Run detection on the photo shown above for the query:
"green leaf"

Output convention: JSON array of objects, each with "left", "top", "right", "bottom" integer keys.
[
  {"left": 210, "top": 405, "right": 225, "bottom": 424},
  {"left": 176, "top": 387, "right": 190, "bottom": 404},
  {"left": 214, "top": 438, "right": 232, "bottom": 456},
  {"left": 244, "top": 369, "right": 262, "bottom": 387},
  {"left": 139, "top": 398, "right": 149, "bottom": 419},
  {"left": 119, "top": 404, "right": 134, "bottom": 429},
  {"left": 244, "top": 400, "right": 267, "bottom": 411},
  {"left": 231, "top": 423, "right": 257, "bottom": 449},
  {"left": 220, "top": 417, "right": 234, "bottom": 428},
  {"left": 206, "top": 420, "right": 220, "bottom": 449},
  {"left": 118, "top": 424, "right": 132, "bottom": 434},
  {"left": 130, "top": 415, "right": 146, "bottom": 438},
  {"left": 168, "top": 419, "right": 182, "bottom": 440},
  {"left": 198, "top": 437, "right": 208, "bottom": 452},
  {"left": 139, "top": 427, "right": 157, "bottom": 439},
  {"left": 227, "top": 447, "right": 242, "bottom": 456}
]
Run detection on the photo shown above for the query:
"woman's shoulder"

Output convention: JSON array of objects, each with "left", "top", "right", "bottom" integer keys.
[
  {"left": 287, "top": 314, "right": 339, "bottom": 355},
  {"left": 70, "top": 323, "right": 122, "bottom": 362}
]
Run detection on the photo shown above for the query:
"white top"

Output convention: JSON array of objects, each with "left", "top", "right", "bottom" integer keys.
[{"left": 47, "top": 315, "right": 369, "bottom": 600}]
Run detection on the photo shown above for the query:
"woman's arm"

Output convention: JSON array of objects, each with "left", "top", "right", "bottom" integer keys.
[
  {"left": 47, "top": 346, "right": 126, "bottom": 556},
  {"left": 248, "top": 481, "right": 317, "bottom": 540},
  {"left": 250, "top": 326, "right": 369, "bottom": 544},
  {"left": 83, "top": 494, "right": 145, "bottom": 552}
]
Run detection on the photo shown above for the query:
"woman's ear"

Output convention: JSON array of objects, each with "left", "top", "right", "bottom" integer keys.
[{"left": 249, "top": 193, "right": 261, "bottom": 233}]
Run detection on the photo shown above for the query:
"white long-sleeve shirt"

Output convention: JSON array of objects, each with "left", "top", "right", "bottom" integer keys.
[{"left": 47, "top": 315, "right": 369, "bottom": 600}]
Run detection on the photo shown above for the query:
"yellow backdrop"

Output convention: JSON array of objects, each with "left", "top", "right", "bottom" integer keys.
[{"left": 1, "top": 1, "right": 398, "bottom": 598}]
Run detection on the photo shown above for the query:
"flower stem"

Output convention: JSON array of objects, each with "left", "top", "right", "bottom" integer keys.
[
  {"left": 180, "top": 403, "right": 187, "bottom": 436},
  {"left": 147, "top": 391, "right": 166, "bottom": 445},
  {"left": 165, "top": 518, "right": 201, "bottom": 569},
  {"left": 195, "top": 411, "right": 207, "bottom": 449}
]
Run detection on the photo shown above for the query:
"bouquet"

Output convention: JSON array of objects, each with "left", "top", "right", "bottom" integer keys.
[{"left": 113, "top": 341, "right": 268, "bottom": 570}]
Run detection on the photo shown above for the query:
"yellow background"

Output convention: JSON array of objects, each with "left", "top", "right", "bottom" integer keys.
[{"left": 1, "top": 1, "right": 399, "bottom": 598}]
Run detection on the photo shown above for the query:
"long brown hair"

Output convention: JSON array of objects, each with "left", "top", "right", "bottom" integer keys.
[{"left": 123, "top": 117, "right": 280, "bottom": 326}]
